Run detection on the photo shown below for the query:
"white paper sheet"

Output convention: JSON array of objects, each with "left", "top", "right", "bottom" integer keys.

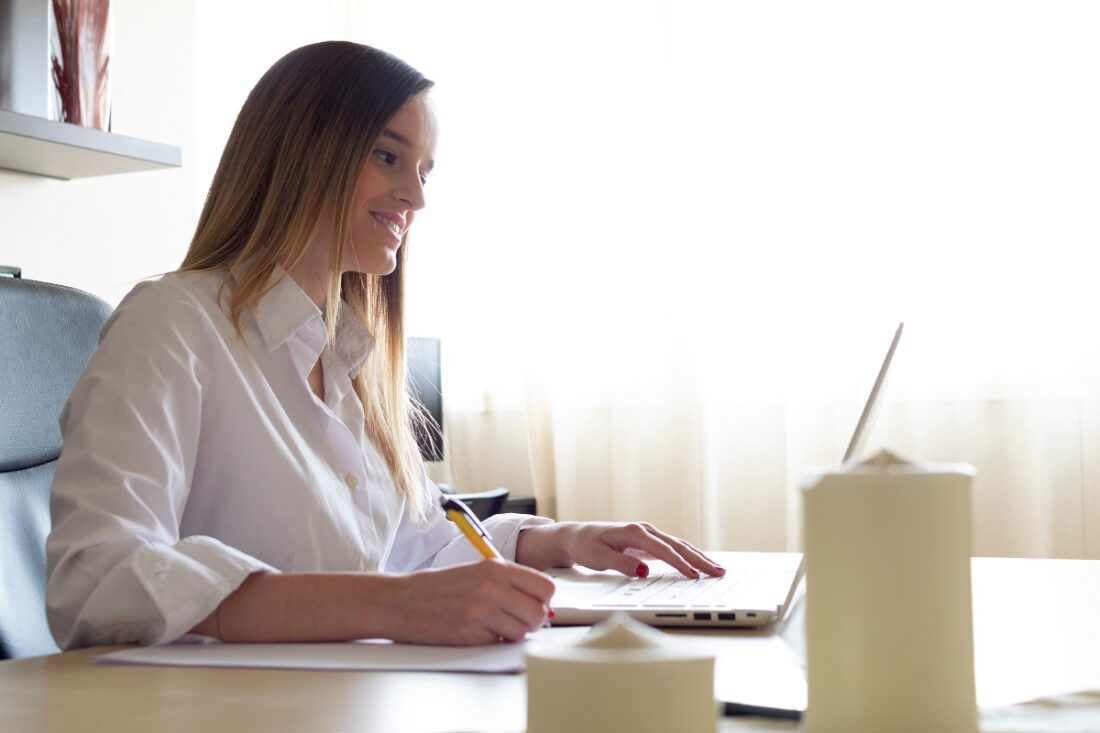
[{"left": 94, "top": 626, "right": 590, "bottom": 674}]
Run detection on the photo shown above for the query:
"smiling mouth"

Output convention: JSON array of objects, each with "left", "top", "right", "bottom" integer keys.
[{"left": 372, "top": 213, "right": 402, "bottom": 238}]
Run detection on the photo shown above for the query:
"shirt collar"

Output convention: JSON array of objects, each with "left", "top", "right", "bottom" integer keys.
[
  {"left": 331, "top": 307, "right": 374, "bottom": 376},
  {"left": 252, "top": 272, "right": 322, "bottom": 354},
  {"left": 250, "top": 269, "right": 375, "bottom": 377}
]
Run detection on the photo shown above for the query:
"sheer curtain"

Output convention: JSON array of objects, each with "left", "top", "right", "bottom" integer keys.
[{"left": 333, "top": 1, "right": 1100, "bottom": 558}]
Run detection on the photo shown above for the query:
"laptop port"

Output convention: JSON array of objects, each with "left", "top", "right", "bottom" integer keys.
[
  {"left": 718, "top": 613, "right": 736, "bottom": 621},
  {"left": 654, "top": 613, "right": 688, "bottom": 618},
  {"left": 747, "top": 612, "right": 757, "bottom": 618},
  {"left": 693, "top": 612, "right": 711, "bottom": 621}
]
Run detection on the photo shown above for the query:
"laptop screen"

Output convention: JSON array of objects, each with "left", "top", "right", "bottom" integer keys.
[{"left": 842, "top": 322, "right": 904, "bottom": 463}]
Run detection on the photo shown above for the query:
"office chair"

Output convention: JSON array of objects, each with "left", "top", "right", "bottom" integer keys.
[{"left": 0, "top": 274, "right": 112, "bottom": 659}]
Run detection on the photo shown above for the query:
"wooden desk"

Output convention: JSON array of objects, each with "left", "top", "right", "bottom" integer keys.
[{"left": 2, "top": 558, "right": 1098, "bottom": 733}]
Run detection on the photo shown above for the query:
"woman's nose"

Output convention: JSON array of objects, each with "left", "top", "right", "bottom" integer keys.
[{"left": 396, "top": 173, "right": 426, "bottom": 211}]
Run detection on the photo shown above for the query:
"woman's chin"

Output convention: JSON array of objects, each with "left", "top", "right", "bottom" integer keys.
[{"left": 344, "top": 252, "right": 398, "bottom": 276}]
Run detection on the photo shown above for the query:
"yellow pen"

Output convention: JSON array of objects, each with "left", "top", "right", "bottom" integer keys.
[
  {"left": 441, "top": 496, "right": 503, "bottom": 559},
  {"left": 440, "top": 495, "right": 554, "bottom": 627}
]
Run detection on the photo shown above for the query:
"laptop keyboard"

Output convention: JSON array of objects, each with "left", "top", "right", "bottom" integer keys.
[{"left": 592, "top": 568, "right": 751, "bottom": 609}]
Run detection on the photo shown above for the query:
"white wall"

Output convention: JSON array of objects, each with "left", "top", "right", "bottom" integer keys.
[
  {"left": 0, "top": 0, "right": 371, "bottom": 306},
  {"left": 193, "top": 0, "right": 355, "bottom": 218},
  {"left": 0, "top": 0, "right": 197, "bottom": 306}
]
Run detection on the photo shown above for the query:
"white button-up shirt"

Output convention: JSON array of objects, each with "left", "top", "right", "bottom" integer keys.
[{"left": 46, "top": 270, "right": 549, "bottom": 649}]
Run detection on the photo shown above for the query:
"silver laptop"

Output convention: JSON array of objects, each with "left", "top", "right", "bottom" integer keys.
[{"left": 548, "top": 323, "right": 904, "bottom": 628}]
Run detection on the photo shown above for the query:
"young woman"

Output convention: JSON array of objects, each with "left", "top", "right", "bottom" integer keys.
[{"left": 46, "top": 41, "right": 723, "bottom": 649}]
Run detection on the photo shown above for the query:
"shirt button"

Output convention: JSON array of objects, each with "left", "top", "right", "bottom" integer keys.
[{"left": 344, "top": 473, "right": 359, "bottom": 489}]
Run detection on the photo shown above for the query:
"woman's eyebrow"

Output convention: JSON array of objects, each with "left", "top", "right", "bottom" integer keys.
[
  {"left": 380, "top": 128, "right": 435, "bottom": 171},
  {"left": 381, "top": 128, "right": 413, "bottom": 147}
]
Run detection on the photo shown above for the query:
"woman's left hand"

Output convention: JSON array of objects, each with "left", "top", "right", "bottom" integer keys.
[{"left": 515, "top": 521, "right": 725, "bottom": 579}]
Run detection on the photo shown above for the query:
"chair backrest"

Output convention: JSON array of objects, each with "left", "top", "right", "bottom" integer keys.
[{"left": 0, "top": 276, "right": 112, "bottom": 659}]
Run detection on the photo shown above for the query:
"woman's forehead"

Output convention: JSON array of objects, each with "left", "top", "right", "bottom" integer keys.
[{"left": 383, "top": 95, "right": 438, "bottom": 157}]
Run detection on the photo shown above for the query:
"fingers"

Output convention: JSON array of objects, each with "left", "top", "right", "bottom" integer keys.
[
  {"left": 599, "top": 523, "right": 726, "bottom": 579},
  {"left": 640, "top": 524, "right": 726, "bottom": 577},
  {"left": 577, "top": 537, "right": 655, "bottom": 577},
  {"left": 493, "top": 562, "right": 555, "bottom": 639},
  {"left": 622, "top": 525, "right": 699, "bottom": 578},
  {"left": 464, "top": 561, "right": 554, "bottom": 642},
  {"left": 390, "top": 560, "right": 554, "bottom": 646},
  {"left": 501, "top": 559, "right": 556, "bottom": 605},
  {"left": 493, "top": 593, "right": 549, "bottom": 642}
]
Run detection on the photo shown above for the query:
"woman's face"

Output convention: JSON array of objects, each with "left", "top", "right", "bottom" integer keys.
[{"left": 343, "top": 94, "right": 438, "bottom": 276}]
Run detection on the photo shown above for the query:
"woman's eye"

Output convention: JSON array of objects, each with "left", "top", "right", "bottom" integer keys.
[{"left": 375, "top": 149, "right": 398, "bottom": 165}]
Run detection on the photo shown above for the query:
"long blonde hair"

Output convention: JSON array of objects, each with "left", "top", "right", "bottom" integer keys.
[{"left": 180, "top": 41, "right": 434, "bottom": 519}]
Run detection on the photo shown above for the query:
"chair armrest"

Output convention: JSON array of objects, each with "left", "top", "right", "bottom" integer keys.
[{"left": 452, "top": 487, "right": 510, "bottom": 520}]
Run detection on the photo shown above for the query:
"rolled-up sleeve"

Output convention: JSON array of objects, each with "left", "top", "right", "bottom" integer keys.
[
  {"left": 385, "top": 480, "right": 553, "bottom": 573},
  {"left": 46, "top": 282, "right": 274, "bottom": 649}
]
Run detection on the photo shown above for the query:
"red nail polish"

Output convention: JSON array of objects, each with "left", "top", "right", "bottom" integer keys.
[
  {"left": 635, "top": 563, "right": 649, "bottom": 578},
  {"left": 548, "top": 609, "right": 556, "bottom": 620}
]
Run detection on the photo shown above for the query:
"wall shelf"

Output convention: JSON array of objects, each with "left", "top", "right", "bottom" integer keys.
[{"left": 0, "top": 109, "right": 181, "bottom": 180}]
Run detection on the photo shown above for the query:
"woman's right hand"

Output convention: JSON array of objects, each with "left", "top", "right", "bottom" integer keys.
[{"left": 383, "top": 560, "right": 555, "bottom": 645}]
